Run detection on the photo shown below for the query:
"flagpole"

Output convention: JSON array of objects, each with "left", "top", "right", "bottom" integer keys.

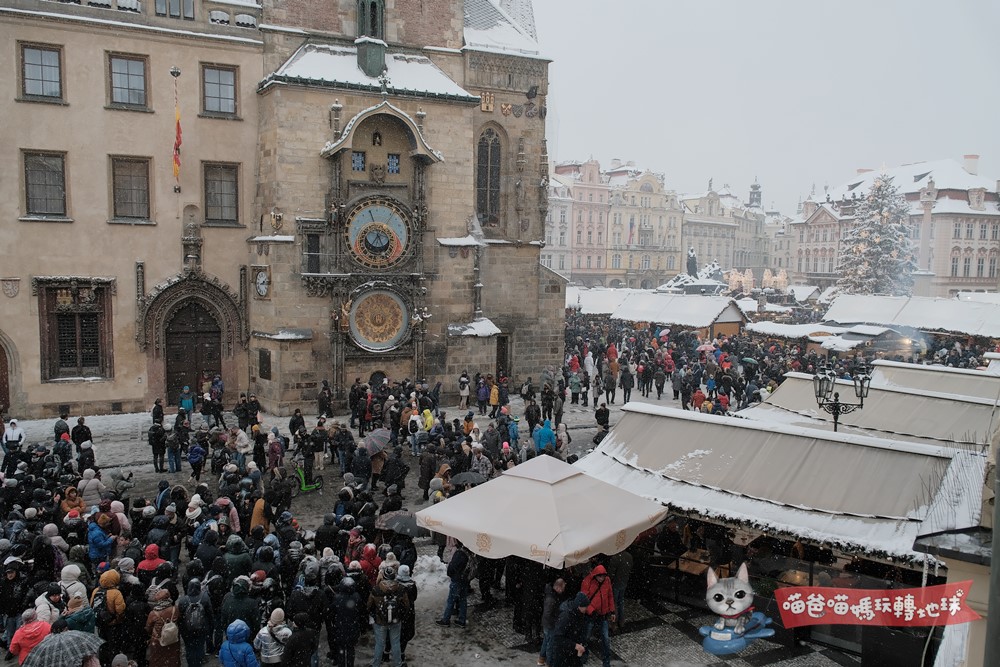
[{"left": 170, "top": 66, "right": 181, "bottom": 193}]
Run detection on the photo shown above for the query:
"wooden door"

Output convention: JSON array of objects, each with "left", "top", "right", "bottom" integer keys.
[{"left": 165, "top": 302, "right": 221, "bottom": 406}]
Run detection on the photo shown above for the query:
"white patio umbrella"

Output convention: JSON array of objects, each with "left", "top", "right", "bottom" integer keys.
[{"left": 415, "top": 454, "right": 668, "bottom": 567}]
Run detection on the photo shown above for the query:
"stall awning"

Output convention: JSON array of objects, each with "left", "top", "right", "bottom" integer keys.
[
  {"left": 574, "top": 404, "right": 984, "bottom": 563},
  {"left": 739, "top": 372, "right": 998, "bottom": 448},
  {"left": 870, "top": 359, "right": 1000, "bottom": 401}
]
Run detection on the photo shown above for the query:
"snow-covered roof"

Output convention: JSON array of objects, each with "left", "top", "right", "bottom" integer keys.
[
  {"left": 437, "top": 235, "right": 485, "bottom": 247},
  {"left": 565, "top": 286, "right": 644, "bottom": 315},
  {"left": 447, "top": 316, "right": 501, "bottom": 337},
  {"left": 828, "top": 159, "right": 996, "bottom": 202},
  {"left": 265, "top": 43, "right": 478, "bottom": 101},
  {"left": 740, "top": 372, "right": 998, "bottom": 449},
  {"left": 816, "top": 335, "right": 865, "bottom": 352},
  {"left": 786, "top": 285, "right": 820, "bottom": 302},
  {"left": 870, "top": 359, "right": 1000, "bottom": 400},
  {"left": 463, "top": 0, "right": 542, "bottom": 58},
  {"left": 957, "top": 291, "right": 1000, "bottom": 304},
  {"left": 576, "top": 403, "right": 983, "bottom": 563},
  {"left": 818, "top": 285, "right": 839, "bottom": 303},
  {"left": 745, "top": 322, "right": 848, "bottom": 339},
  {"left": 736, "top": 299, "right": 792, "bottom": 316},
  {"left": 824, "top": 294, "right": 1000, "bottom": 338},
  {"left": 611, "top": 293, "right": 745, "bottom": 328},
  {"left": 907, "top": 197, "right": 1000, "bottom": 217}
]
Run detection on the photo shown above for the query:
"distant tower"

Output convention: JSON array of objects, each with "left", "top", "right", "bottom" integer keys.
[{"left": 748, "top": 178, "right": 762, "bottom": 208}]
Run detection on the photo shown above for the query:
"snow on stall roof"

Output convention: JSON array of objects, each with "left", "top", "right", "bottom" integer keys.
[
  {"left": 824, "top": 294, "right": 1000, "bottom": 338},
  {"left": 271, "top": 43, "right": 476, "bottom": 99},
  {"left": 818, "top": 285, "right": 839, "bottom": 303},
  {"left": 463, "top": 0, "right": 542, "bottom": 58},
  {"left": 870, "top": 360, "right": 1000, "bottom": 401},
  {"left": 0, "top": 7, "right": 263, "bottom": 44},
  {"left": 575, "top": 403, "right": 983, "bottom": 562},
  {"left": 612, "top": 293, "right": 744, "bottom": 328},
  {"left": 564, "top": 286, "right": 644, "bottom": 315},
  {"left": 957, "top": 291, "right": 1000, "bottom": 304},
  {"left": 736, "top": 299, "right": 792, "bottom": 316},
  {"left": 741, "top": 372, "right": 998, "bottom": 448},
  {"left": 846, "top": 324, "right": 891, "bottom": 336},
  {"left": 746, "top": 321, "right": 847, "bottom": 338},
  {"left": 786, "top": 285, "right": 820, "bottom": 302},
  {"left": 436, "top": 235, "right": 485, "bottom": 247},
  {"left": 817, "top": 335, "right": 864, "bottom": 351},
  {"left": 447, "top": 317, "right": 501, "bottom": 337}
]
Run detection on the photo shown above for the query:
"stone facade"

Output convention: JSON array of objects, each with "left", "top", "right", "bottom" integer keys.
[
  {"left": 0, "top": 0, "right": 561, "bottom": 418},
  {"left": 0, "top": 0, "right": 262, "bottom": 418}
]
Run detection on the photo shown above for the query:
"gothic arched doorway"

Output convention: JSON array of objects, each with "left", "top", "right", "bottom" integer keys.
[{"left": 165, "top": 302, "right": 221, "bottom": 406}]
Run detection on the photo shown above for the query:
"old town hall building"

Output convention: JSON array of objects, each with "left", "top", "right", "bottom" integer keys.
[{"left": 0, "top": 0, "right": 562, "bottom": 417}]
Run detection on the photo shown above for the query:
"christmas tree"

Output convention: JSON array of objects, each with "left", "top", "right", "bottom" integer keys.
[{"left": 835, "top": 174, "right": 917, "bottom": 296}]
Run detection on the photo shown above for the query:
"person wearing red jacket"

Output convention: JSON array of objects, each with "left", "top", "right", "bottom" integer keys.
[
  {"left": 136, "top": 544, "right": 166, "bottom": 588},
  {"left": 580, "top": 564, "right": 615, "bottom": 667}
]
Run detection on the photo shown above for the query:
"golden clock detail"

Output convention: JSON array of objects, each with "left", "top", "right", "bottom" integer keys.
[
  {"left": 348, "top": 290, "right": 410, "bottom": 351},
  {"left": 344, "top": 196, "right": 411, "bottom": 270}
]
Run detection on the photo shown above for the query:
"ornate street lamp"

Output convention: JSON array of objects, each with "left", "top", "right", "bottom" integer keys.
[{"left": 812, "top": 365, "right": 871, "bottom": 432}]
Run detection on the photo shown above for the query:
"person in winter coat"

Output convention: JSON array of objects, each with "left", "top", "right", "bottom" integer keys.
[
  {"left": 64, "top": 593, "right": 96, "bottom": 633},
  {"left": 88, "top": 515, "right": 115, "bottom": 565},
  {"left": 253, "top": 608, "right": 290, "bottom": 665},
  {"left": 33, "top": 583, "right": 64, "bottom": 623},
  {"left": 279, "top": 613, "right": 317, "bottom": 667},
  {"left": 177, "top": 579, "right": 214, "bottom": 667},
  {"left": 60, "top": 485, "right": 86, "bottom": 516},
  {"left": 330, "top": 577, "right": 361, "bottom": 667},
  {"left": 533, "top": 419, "right": 556, "bottom": 453},
  {"left": 78, "top": 440, "right": 96, "bottom": 472},
  {"left": 367, "top": 565, "right": 409, "bottom": 667},
  {"left": 435, "top": 543, "right": 470, "bottom": 628},
  {"left": 145, "top": 588, "right": 180, "bottom": 667},
  {"left": 551, "top": 592, "right": 591, "bottom": 667},
  {"left": 9, "top": 609, "right": 49, "bottom": 665},
  {"left": 92, "top": 570, "right": 127, "bottom": 649},
  {"left": 351, "top": 448, "right": 372, "bottom": 492},
  {"left": 219, "top": 619, "right": 259, "bottom": 667},
  {"left": 59, "top": 564, "right": 87, "bottom": 600},
  {"left": 137, "top": 544, "right": 167, "bottom": 584},
  {"left": 580, "top": 564, "right": 616, "bottom": 667},
  {"left": 223, "top": 535, "right": 252, "bottom": 581},
  {"left": 396, "top": 564, "right": 418, "bottom": 662},
  {"left": 220, "top": 576, "right": 259, "bottom": 637},
  {"left": 42, "top": 523, "right": 69, "bottom": 554},
  {"left": 78, "top": 468, "right": 107, "bottom": 508},
  {"left": 539, "top": 578, "right": 567, "bottom": 666}
]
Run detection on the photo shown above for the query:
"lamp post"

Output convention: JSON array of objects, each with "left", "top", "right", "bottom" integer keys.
[{"left": 812, "top": 366, "right": 871, "bottom": 432}]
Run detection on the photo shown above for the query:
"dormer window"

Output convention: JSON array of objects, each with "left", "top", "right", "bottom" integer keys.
[{"left": 358, "top": 0, "right": 385, "bottom": 39}]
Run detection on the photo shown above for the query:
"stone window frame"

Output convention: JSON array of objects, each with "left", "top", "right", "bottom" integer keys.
[
  {"left": 200, "top": 63, "right": 239, "bottom": 118},
  {"left": 19, "top": 42, "right": 64, "bottom": 104},
  {"left": 22, "top": 150, "right": 70, "bottom": 221},
  {"left": 34, "top": 277, "right": 116, "bottom": 381},
  {"left": 107, "top": 52, "right": 150, "bottom": 111},
  {"left": 203, "top": 161, "right": 240, "bottom": 226},
  {"left": 154, "top": 0, "right": 195, "bottom": 20},
  {"left": 110, "top": 155, "right": 152, "bottom": 222}
]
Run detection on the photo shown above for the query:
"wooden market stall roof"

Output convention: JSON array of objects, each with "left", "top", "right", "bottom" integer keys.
[{"left": 610, "top": 293, "right": 746, "bottom": 328}]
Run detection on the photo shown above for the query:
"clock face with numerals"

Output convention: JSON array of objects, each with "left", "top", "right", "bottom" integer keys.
[{"left": 345, "top": 197, "right": 410, "bottom": 269}]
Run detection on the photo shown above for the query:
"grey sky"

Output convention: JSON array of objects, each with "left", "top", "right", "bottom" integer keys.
[{"left": 534, "top": 0, "right": 1000, "bottom": 214}]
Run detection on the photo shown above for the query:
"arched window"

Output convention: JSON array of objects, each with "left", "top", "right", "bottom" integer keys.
[
  {"left": 357, "top": 0, "right": 384, "bottom": 39},
  {"left": 476, "top": 128, "right": 502, "bottom": 227}
]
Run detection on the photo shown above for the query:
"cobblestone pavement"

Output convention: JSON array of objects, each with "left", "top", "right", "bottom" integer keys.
[{"left": 8, "top": 394, "right": 861, "bottom": 666}]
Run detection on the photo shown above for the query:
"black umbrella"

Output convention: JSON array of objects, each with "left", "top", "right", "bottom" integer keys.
[
  {"left": 376, "top": 510, "right": 429, "bottom": 537},
  {"left": 451, "top": 471, "right": 487, "bottom": 487}
]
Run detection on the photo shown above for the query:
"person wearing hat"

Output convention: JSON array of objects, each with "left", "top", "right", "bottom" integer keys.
[
  {"left": 218, "top": 619, "right": 256, "bottom": 667},
  {"left": 550, "top": 591, "right": 592, "bottom": 667},
  {"left": 435, "top": 541, "right": 470, "bottom": 629},
  {"left": 33, "top": 582, "right": 65, "bottom": 623},
  {"left": 368, "top": 565, "right": 409, "bottom": 667},
  {"left": 280, "top": 613, "right": 318, "bottom": 667},
  {"left": 253, "top": 607, "right": 291, "bottom": 664},
  {"left": 88, "top": 512, "right": 116, "bottom": 566},
  {"left": 1, "top": 419, "right": 25, "bottom": 478},
  {"left": 396, "top": 565, "right": 417, "bottom": 663},
  {"left": 64, "top": 592, "right": 96, "bottom": 633}
]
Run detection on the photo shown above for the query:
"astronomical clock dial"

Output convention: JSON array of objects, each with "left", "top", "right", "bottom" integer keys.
[
  {"left": 345, "top": 197, "right": 410, "bottom": 269},
  {"left": 348, "top": 290, "right": 410, "bottom": 352}
]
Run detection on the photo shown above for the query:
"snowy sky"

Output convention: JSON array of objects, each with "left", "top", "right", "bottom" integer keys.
[{"left": 533, "top": 0, "right": 1000, "bottom": 214}]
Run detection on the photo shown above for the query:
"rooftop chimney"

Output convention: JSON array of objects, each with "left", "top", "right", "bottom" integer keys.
[{"left": 964, "top": 154, "right": 980, "bottom": 176}]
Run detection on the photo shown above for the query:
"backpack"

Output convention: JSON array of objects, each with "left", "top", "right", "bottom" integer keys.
[
  {"left": 183, "top": 598, "right": 207, "bottom": 635},
  {"left": 379, "top": 586, "right": 402, "bottom": 624},
  {"left": 407, "top": 417, "right": 420, "bottom": 434},
  {"left": 521, "top": 382, "right": 530, "bottom": 395},
  {"left": 191, "top": 519, "right": 215, "bottom": 548},
  {"left": 92, "top": 589, "right": 115, "bottom": 626},
  {"left": 159, "top": 607, "right": 179, "bottom": 646}
]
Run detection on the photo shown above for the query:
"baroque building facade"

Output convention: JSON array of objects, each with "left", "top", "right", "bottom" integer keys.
[
  {"left": 788, "top": 157, "right": 1000, "bottom": 296},
  {"left": 0, "top": 0, "right": 562, "bottom": 418}
]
